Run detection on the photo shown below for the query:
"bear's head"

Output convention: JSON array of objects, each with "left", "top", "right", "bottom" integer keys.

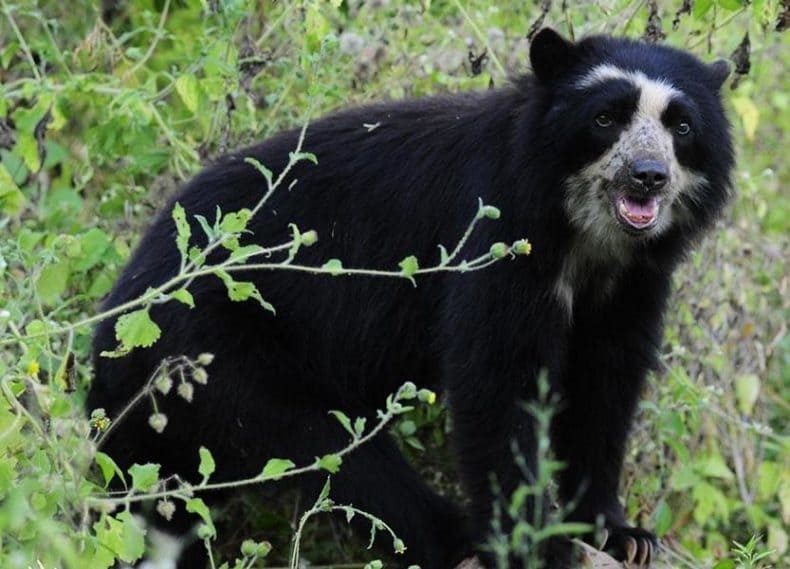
[{"left": 529, "top": 28, "right": 734, "bottom": 247}]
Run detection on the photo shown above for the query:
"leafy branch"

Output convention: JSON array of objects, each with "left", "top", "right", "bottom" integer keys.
[
  {"left": 88, "top": 381, "right": 432, "bottom": 508},
  {"left": 1, "top": 132, "right": 531, "bottom": 353},
  {"left": 288, "top": 478, "right": 410, "bottom": 569}
]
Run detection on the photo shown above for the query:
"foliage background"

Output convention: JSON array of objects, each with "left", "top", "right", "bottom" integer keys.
[{"left": 0, "top": 0, "right": 787, "bottom": 568}]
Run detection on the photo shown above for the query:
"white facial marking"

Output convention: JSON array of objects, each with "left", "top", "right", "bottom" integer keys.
[
  {"left": 576, "top": 64, "right": 682, "bottom": 113},
  {"left": 555, "top": 65, "right": 706, "bottom": 315}
]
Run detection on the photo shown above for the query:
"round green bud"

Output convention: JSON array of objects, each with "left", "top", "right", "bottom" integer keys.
[
  {"left": 196, "top": 523, "right": 213, "bottom": 540},
  {"left": 480, "top": 205, "right": 501, "bottom": 220},
  {"left": 255, "top": 541, "right": 272, "bottom": 557},
  {"left": 489, "top": 242, "right": 509, "bottom": 259},
  {"left": 241, "top": 539, "right": 257, "bottom": 557},
  {"left": 417, "top": 389, "right": 437, "bottom": 405},
  {"left": 398, "top": 382, "right": 417, "bottom": 399},
  {"left": 301, "top": 230, "right": 318, "bottom": 246}
]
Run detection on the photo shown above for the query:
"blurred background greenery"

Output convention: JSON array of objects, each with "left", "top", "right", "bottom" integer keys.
[{"left": 0, "top": 1, "right": 787, "bottom": 568}]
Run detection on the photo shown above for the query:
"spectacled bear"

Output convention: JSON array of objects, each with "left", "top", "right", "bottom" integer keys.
[{"left": 88, "top": 29, "right": 733, "bottom": 568}]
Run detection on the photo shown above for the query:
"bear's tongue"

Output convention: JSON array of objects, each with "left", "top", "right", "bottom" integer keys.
[{"left": 617, "top": 195, "right": 659, "bottom": 228}]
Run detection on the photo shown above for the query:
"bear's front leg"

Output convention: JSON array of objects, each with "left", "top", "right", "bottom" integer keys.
[
  {"left": 551, "top": 269, "right": 671, "bottom": 567},
  {"left": 442, "top": 274, "right": 575, "bottom": 567}
]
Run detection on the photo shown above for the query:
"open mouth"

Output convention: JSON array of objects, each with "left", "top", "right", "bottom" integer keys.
[{"left": 614, "top": 194, "right": 660, "bottom": 231}]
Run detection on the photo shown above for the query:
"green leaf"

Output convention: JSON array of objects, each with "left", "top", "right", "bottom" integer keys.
[
  {"left": 128, "top": 463, "right": 160, "bottom": 492},
  {"left": 170, "top": 288, "right": 195, "bottom": 308},
  {"left": 304, "top": 5, "right": 330, "bottom": 53},
  {"left": 398, "top": 255, "right": 419, "bottom": 282},
  {"left": 398, "top": 420, "right": 417, "bottom": 437},
  {"left": 114, "top": 308, "right": 162, "bottom": 350},
  {"left": 321, "top": 258, "right": 345, "bottom": 276},
  {"left": 329, "top": 410, "right": 354, "bottom": 437},
  {"left": 244, "top": 157, "right": 274, "bottom": 188},
  {"left": 734, "top": 373, "right": 760, "bottom": 416},
  {"left": 533, "top": 522, "right": 593, "bottom": 541},
  {"left": 95, "top": 452, "right": 126, "bottom": 489},
  {"left": 216, "top": 270, "right": 275, "bottom": 313},
  {"left": 731, "top": 96, "right": 760, "bottom": 141},
  {"left": 697, "top": 453, "right": 735, "bottom": 481},
  {"left": 36, "top": 261, "right": 70, "bottom": 304},
  {"left": 220, "top": 208, "right": 252, "bottom": 234},
  {"left": 229, "top": 244, "right": 265, "bottom": 262},
  {"left": 654, "top": 499, "right": 673, "bottom": 537},
  {"left": 172, "top": 203, "right": 191, "bottom": 261},
  {"left": 186, "top": 497, "right": 216, "bottom": 538},
  {"left": 692, "top": 482, "right": 729, "bottom": 524},
  {"left": 93, "top": 511, "right": 146, "bottom": 566},
  {"left": 318, "top": 477, "right": 331, "bottom": 502},
  {"left": 188, "top": 246, "right": 206, "bottom": 268},
  {"left": 693, "top": 0, "right": 714, "bottom": 18},
  {"left": 670, "top": 463, "right": 700, "bottom": 490},
  {"left": 16, "top": 132, "right": 41, "bottom": 172},
  {"left": 317, "top": 453, "right": 342, "bottom": 474},
  {"left": 717, "top": 0, "right": 745, "bottom": 10},
  {"left": 289, "top": 151, "right": 318, "bottom": 165},
  {"left": 261, "top": 458, "right": 295, "bottom": 480},
  {"left": 175, "top": 73, "right": 201, "bottom": 113},
  {"left": 198, "top": 447, "right": 215, "bottom": 483},
  {"left": 116, "top": 511, "right": 146, "bottom": 562},
  {"left": 194, "top": 214, "right": 215, "bottom": 241},
  {"left": 0, "top": 164, "right": 24, "bottom": 215},
  {"left": 72, "top": 228, "right": 111, "bottom": 272},
  {"left": 438, "top": 244, "right": 449, "bottom": 264}
]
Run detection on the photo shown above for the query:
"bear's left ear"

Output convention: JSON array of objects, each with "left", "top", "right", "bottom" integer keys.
[
  {"left": 529, "top": 28, "right": 580, "bottom": 82},
  {"left": 708, "top": 59, "right": 731, "bottom": 90}
]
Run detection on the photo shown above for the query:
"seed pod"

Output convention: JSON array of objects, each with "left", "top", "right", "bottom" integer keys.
[
  {"left": 193, "top": 368, "right": 209, "bottom": 384},
  {"left": 196, "top": 353, "right": 215, "bottom": 366},
  {"left": 148, "top": 413, "right": 168, "bottom": 433},
  {"left": 178, "top": 382, "right": 194, "bottom": 402},
  {"left": 155, "top": 374, "right": 173, "bottom": 395},
  {"left": 156, "top": 500, "right": 176, "bottom": 521}
]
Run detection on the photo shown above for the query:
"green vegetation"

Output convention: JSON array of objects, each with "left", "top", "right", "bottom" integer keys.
[{"left": 0, "top": 1, "right": 787, "bottom": 568}]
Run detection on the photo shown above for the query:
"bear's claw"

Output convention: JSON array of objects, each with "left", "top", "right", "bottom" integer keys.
[{"left": 600, "top": 525, "right": 657, "bottom": 568}]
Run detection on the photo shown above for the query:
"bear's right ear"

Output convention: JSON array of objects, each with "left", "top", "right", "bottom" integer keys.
[{"left": 529, "top": 28, "right": 579, "bottom": 82}]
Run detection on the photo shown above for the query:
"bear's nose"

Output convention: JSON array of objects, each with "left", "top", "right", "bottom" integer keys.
[{"left": 630, "top": 159, "right": 669, "bottom": 191}]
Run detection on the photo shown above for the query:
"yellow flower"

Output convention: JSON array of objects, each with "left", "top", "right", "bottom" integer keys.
[{"left": 26, "top": 360, "right": 40, "bottom": 377}]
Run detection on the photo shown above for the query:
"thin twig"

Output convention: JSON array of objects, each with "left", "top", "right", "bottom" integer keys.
[
  {"left": 1, "top": 0, "right": 42, "bottom": 80},
  {"left": 450, "top": 0, "right": 507, "bottom": 77},
  {"left": 122, "top": 0, "right": 172, "bottom": 79}
]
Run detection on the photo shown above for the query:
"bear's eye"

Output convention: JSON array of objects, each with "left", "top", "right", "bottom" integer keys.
[
  {"left": 595, "top": 113, "right": 614, "bottom": 128},
  {"left": 676, "top": 121, "right": 691, "bottom": 136}
]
